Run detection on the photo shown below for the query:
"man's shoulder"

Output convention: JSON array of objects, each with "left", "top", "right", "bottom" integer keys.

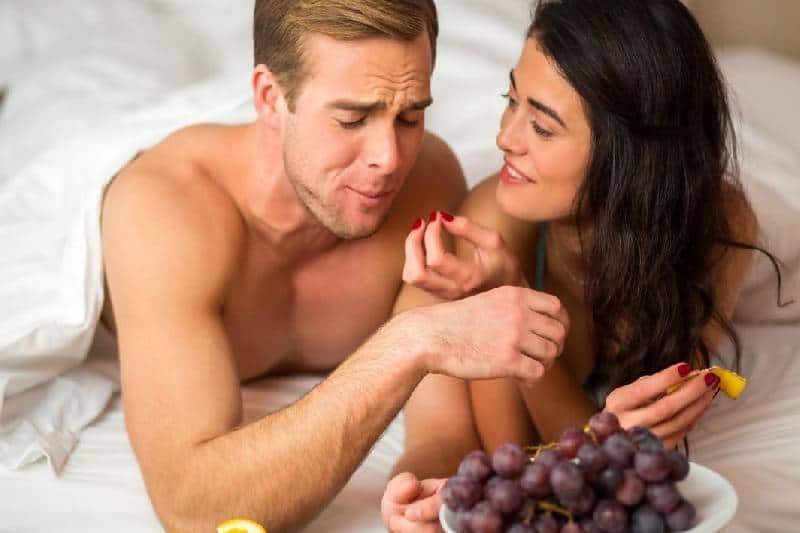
[
  {"left": 102, "top": 125, "right": 246, "bottom": 294},
  {"left": 396, "top": 131, "right": 468, "bottom": 217}
]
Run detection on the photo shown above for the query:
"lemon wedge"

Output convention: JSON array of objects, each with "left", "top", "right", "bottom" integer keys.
[
  {"left": 665, "top": 366, "right": 747, "bottom": 399},
  {"left": 709, "top": 366, "right": 747, "bottom": 399},
  {"left": 217, "top": 518, "right": 267, "bottom": 533}
]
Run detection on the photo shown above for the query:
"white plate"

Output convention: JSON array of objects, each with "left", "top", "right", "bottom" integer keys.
[{"left": 440, "top": 462, "right": 737, "bottom": 532}]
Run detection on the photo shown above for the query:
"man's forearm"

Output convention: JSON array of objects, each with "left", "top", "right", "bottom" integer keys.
[{"left": 160, "top": 315, "right": 428, "bottom": 533}]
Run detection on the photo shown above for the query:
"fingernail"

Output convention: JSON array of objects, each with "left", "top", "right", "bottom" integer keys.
[
  {"left": 677, "top": 363, "right": 690, "bottom": 377},
  {"left": 412, "top": 218, "right": 422, "bottom": 230},
  {"left": 428, "top": 211, "right": 438, "bottom": 222},
  {"left": 440, "top": 211, "right": 454, "bottom": 222},
  {"left": 704, "top": 373, "right": 716, "bottom": 387}
]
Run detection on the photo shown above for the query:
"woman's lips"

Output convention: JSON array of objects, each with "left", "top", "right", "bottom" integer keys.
[{"left": 500, "top": 161, "right": 535, "bottom": 185}]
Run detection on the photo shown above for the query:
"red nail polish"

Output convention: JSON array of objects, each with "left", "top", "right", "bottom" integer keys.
[
  {"left": 704, "top": 373, "right": 716, "bottom": 387},
  {"left": 440, "top": 211, "right": 455, "bottom": 222},
  {"left": 412, "top": 218, "right": 422, "bottom": 230},
  {"left": 428, "top": 211, "right": 438, "bottom": 222},
  {"left": 677, "top": 363, "right": 690, "bottom": 377}
]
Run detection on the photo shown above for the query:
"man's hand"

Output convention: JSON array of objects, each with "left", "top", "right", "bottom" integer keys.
[
  {"left": 604, "top": 363, "right": 721, "bottom": 449},
  {"left": 403, "top": 211, "right": 522, "bottom": 300},
  {"left": 382, "top": 473, "right": 445, "bottom": 533},
  {"left": 406, "top": 285, "right": 569, "bottom": 385}
]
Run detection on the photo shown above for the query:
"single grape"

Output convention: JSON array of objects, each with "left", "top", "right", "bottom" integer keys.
[
  {"left": 587, "top": 411, "right": 622, "bottom": 443},
  {"left": 468, "top": 502, "right": 504, "bottom": 533},
  {"left": 646, "top": 481, "right": 682, "bottom": 514},
  {"left": 665, "top": 500, "right": 697, "bottom": 531},
  {"left": 594, "top": 466, "right": 623, "bottom": 494},
  {"left": 485, "top": 477, "right": 524, "bottom": 515},
  {"left": 563, "top": 485, "right": 596, "bottom": 516},
  {"left": 579, "top": 517, "right": 601, "bottom": 533},
  {"left": 550, "top": 461, "right": 586, "bottom": 501},
  {"left": 627, "top": 426, "right": 663, "bottom": 451},
  {"left": 615, "top": 468, "right": 645, "bottom": 506},
  {"left": 458, "top": 450, "right": 495, "bottom": 484},
  {"left": 455, "top": 509, "right": 473, "bottom": 533},
  {"left": 561, "top": 521, "right": 585, "bottom": 533},
  {"left": 577, "top": 442, "right": 608, "bottom": 475},
  {"left": 493, "top": 443, "right": 529, "bottom": 478},
  {"left": 520, "top": 461, "right": 552, "bottom": 498},
  {"left": 630, "top": 504, "right": 665, "bottom": 533},
  {"left": 442, "top": 475, "right": 483, "bottom": 511},
  {"left": 592, "top": 499, "right": 628, "bottom": 533},
  {"left": 602, "top": 434, "right": 635, "bottom": 468},
  {"left": 634, "top": 449, "right": 670, "bottom": 482},
  {"left": 665, "top": 449, "right": 690, "bottom": 482},
  {"left": 536, "top": 449, "right": 563, "bottom": 470},
  {"left": 559, "top": 427, "right": 587, "bottom": 459},
  {"left": 533, "top": 512, "right": 560, "bottom": 533}
]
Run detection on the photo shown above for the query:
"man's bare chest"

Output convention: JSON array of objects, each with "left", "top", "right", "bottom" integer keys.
[{"left": 222, "top": 243, "right": 402, "bottom": 379}]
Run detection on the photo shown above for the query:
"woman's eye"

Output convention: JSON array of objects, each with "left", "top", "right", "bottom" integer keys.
[{"left": 532, "top": 121, "right": 553, "bottom": 138}]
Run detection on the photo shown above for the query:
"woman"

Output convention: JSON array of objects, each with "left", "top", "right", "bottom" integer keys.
[{"left": 381, "top": 0, "right": 784, "bottom": 530}]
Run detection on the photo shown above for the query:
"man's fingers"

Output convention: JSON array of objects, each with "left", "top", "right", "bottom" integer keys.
[
  {"left": 512, "top": 351, "right": 546, "bottom": 382},
  {"left": 526, "top": 312, "right": 567, "bottom": 346},
  {"left": 606, "top": 363, "right": 695, "bottom": 412},
  {"left": 523, "top": 290, "right": 569, "bottom": 328},
  {"left": 519, "top": 332, "right": 559, "bottom": 363}
]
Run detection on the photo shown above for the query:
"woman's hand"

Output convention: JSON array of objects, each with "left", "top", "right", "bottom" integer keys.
[
  {"left": 603, "top": 363, "right": 721, "bottom": 449},
  {"left": 382, "top": 472, "right": 446, "bottom": 533},
  {"left": 403, "top": 211, "right": 523, "bottom": 300}
]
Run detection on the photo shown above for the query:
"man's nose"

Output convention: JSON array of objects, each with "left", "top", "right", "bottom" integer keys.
[{"left": 365, "top": 124, "right": 400, "bottom": 175}]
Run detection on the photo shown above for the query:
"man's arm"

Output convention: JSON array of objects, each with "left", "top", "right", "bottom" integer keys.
[{"left": 102, "top": 170, "right": 438, "bottom": 532}]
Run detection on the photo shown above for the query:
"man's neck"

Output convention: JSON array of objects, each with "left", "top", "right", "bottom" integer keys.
[{"left": 225, "top": 122, "right": 342, "bottom": 263}]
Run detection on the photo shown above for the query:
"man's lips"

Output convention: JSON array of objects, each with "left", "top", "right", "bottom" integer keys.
[{"left": 347, "top": 186, "right": 394, "bottom": 199}]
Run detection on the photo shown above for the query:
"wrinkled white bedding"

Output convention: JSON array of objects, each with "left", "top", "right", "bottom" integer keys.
[{"left": 1, "top": 1, "right": 798, "bottom": 531}]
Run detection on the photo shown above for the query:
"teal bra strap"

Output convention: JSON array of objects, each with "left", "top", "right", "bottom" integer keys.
[{"left": 534, "top": 223, "right": 547, "bottom": 291}]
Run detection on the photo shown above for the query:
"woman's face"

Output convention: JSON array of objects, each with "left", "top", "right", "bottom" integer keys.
[{"left": 495, "top": 39, "right": 592, "bottom": 223}]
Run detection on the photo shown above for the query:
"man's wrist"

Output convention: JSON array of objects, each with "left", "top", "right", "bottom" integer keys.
[{"left": 378, "top": 307, "right": 439, "bottom": 381}]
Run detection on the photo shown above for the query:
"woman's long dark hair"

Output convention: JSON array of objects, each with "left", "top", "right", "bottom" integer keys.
[{"left": 529, "top": 0, "right": 789, "bottom": 388}]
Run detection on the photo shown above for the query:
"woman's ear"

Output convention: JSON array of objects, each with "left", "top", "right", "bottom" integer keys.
[{"left": 251, "top": 64, "right": 286, "bottom": 128}]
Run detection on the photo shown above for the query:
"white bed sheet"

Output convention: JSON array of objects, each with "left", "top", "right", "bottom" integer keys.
[{"left": 1, "top": 1, "right": 799, "bottom": 532}]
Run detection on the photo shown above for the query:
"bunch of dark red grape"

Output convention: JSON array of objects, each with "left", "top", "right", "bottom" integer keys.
[{"left": 442, "top": 411, "right": 696, "bottom": 533}]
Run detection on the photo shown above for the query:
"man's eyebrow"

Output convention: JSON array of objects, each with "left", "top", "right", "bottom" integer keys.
[
  {"left": 509, "top": 70, "right": 567, "bottom": 129},
  {"left": 326, "top": 98, "right": 433, "bottom": 112}
]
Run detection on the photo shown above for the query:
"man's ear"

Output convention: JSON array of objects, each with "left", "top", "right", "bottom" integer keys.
[{"left": 252, "top": 64, "right": 286, "bottom": 127}]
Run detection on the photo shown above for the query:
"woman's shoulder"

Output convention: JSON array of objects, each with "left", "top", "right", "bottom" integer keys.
[
  {"left": 458, "top": 173, "right": 539, "bottom": 246},
  {"left": 720, "top": 181, "right": 758, "bottom": 244}
]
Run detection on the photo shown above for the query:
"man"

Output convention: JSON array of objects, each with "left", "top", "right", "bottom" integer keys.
[{"left": 101, "top": 1, "right": 566, "bottom": 531}]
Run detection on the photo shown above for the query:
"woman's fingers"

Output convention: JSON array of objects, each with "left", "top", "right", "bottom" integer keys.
[
  {"left": 650, "top": 379, "right": 718, "bottom": 439},
  {"left": 404, "top": 480, "right": 445, "bottom": 522},
  {"left": 440, "top": 211, "right": 505, "bottom": 251},
  {"left": 621, "top": 371, "right": 717, "bottom": 429},
  {"left": 605, "top": 362, "right": 693, "bottom": 413}
]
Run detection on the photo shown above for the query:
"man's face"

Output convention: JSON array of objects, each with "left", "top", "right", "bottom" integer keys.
[{"left": 280, "top": 32, "right": 433, "bottom": 239}]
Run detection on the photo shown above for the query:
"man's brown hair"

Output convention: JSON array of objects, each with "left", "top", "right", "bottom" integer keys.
[{"left": 253, "top": 0, "right": 438, "bottom": 111}]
